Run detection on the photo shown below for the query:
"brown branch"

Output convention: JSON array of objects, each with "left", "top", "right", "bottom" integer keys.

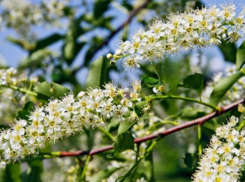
[
  {"left": 58, "top": 98, "right": 245, "bottom": 158},
  {"left": 72, "top": 0, "right": 151, "bottom": 74}
]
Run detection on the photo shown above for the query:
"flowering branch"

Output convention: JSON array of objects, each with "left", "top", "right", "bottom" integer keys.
[
  {"left": 107, "top": 3, "right": 245, "bottom": 70},
  {"left": 56, "top": 98, "right": 245, "bottom": 158}
]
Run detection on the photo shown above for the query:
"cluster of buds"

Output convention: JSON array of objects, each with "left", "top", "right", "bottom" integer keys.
[{"left": 107, "top": 3, "right": 245, "bottom": 69}]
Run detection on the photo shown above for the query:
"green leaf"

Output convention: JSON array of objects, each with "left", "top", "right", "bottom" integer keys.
[
  {"left": 91, "top": 167, "right": 121, "bottom": 182},
  {"left": 142, "top": 75, "right": 159, "bottom": 88},
  {"left": 183, "top": 153, "right": 194, "bottom": 169},
  {"left": 155, "top": 62, "right": 165, "bottom": 82},
  {"left": 63, "top": 17, "right": 85, "bottom": 65},
  {"left": 0, "top": 164, "right": 21, "bottom": 182},
  {"left": 17, "top": 101, "right": 34, "bottom": 120},
  {"left": 181, "top": 108, "right": 206, "bottom": 120},
  {"left": 114, "top": 131, "right": 134, "bottom": 154},
  {"left": 178, "top": 73, "right": 204, "bottom": 95},
  {"left": 118, "top": 120, "right": 137, "bottom": 135},
  {"left": 34, "top": 81, "right": 69, "bottom": 101},
  {"left": 30, "top": 33, "right": 63, "bottom": 53},
  {"left": 21, "top": 160, "right": 43, "bottom": 182},
  {"left": 93, "top": 0, "right": 112, "bottom": 19},
  {"left": 209, "top": 71, "right": 243, "bottom": 105},
  {"left": 236, "top": 40, "right": 245, "bottom": 69},
  {"left": 85, "top": 56, "right": 110, "bottom": 89},
  {"left": 218, "top": 41, "right": 237, "bottom": 63},
  {"left": 7, "top": 37, "right": 35, "bottom": 51}
]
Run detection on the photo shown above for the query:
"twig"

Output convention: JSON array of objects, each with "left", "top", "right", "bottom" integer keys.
[{"left": 57, "top": 98, "right": 245, "bottom": 157}]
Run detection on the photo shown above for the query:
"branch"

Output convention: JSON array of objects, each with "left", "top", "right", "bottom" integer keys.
[
  {"left": 56, "top": 98, "right": 245, "bottom": 158},
  {"left": 72, "top": 0, "right": 151, "bottom": 74}
]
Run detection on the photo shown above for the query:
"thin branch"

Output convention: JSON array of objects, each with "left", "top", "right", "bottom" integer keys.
[
  {"left": 72, "top": 0, "right": 151, "bottom": 74},
  {"left": 53, "top": 98, "right": 244, "bottom": 157}
]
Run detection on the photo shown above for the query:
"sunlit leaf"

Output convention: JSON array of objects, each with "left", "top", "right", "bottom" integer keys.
[
  {"left": 209, "top": 71, "right": 243, "bottom": 105},
  {"left": 236, "top": 40, "right": 245, "bottom": 69}
]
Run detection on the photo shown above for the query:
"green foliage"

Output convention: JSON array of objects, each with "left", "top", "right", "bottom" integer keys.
[
  {"left": 85, "top": 56, "right": 110, "bottom": 89},
  {"left": 142, "top": 75, "right": 159, "bottom": 88},
  {"left": 91, "top": 167, "right": 121, "bottom": 182},
  {"left": 34, "top": 81, "right": 70, "bottom": 102},
  {"left": 236, "top": 40, "right": 245, "bottom": 69},
  {"left": 209, "top": 71, "right": 243, "bottom": 105},
  {"left": 21, "top": 160, "right": 43, "bottom": 182},
  {"left": 0, "top": 164, "right": 21, "bottom": 182},
  {"left": 114, "top": 131, "right": 134, "bottom": 154},
  {"left": 218, "top": 41, "right": 237, "bottom": 63},
  {"left": 93, "top": 0, "right": 112, "bottom": 19},
  {"left": 178, "top": 73, "right": 204, "bottom": 96},
  {"left": 30, "top": 33, "right": 63, "bottom": 54},
  {"left": 183, "top": 152, "right": 198, "bottom": 169},
  {"left": 17, "top": 101, "right": 34, "bottom": 120},
  {"left": 118, "top": 120, "right": 137, "bottom": 135}
]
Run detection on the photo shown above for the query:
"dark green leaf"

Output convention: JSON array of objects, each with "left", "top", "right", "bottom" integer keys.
[
  {"left": 114, "top": 131, "right": 134, "bottom": 154},
  {"left": 30, "top": 33, "right": 63, "bottom": 53},
  {"left": 142, "top": 75, "right": 159, "bottom": 88},
  {"left": 0, "top": 164, "right": 21, "bottom": 182},
  {"left": 183, "top": 153, "right": 194, "bottom": 168},
  {"left": 34, "top": 81, "right": 69, "bottom": 101},
  {"left": 209, "top": 71, "right": 243, "bottom": 105},
  {"left": 218, "top": 41, "right": 237, "bottom": 63},
  {"left": 21, "top": 160, "right": 43, "bottom": 182},
  {"left": 63, "top": 18, "right": 84, "bottom": 65},
  {"left": 17, "top": 101, "right": 34, "bottom": 120},
  {"left": 236, "top": 40, "right": 245, "bottom": 69},
  {"left": 85, "top": 56, "right": 110, "bottom": 89},
  {"left": 91, "top": 167, "right": 121, "bottom": 182},
  {"left": 93, "top": 0, "right": 111, "bottom": 19},
  {"left": 178, "top": 73, "right": 204, "bottom": 95},
  {"left": 118, "top": 120, "right": 137, "bottom": 135}
]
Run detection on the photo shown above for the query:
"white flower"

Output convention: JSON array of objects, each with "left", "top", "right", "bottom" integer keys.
[{"left": 192, "top": 116, "right": 245, "bottom": 182}]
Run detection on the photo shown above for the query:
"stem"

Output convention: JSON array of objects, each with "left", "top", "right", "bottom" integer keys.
[
  {"left": 146, "top": 94, "right": 217, "bottom": 110},
  {"left": 3, "top": 85, "right": 37, "bottom": 96},
  {"left": 118, "top": 139, "right": 159, "bottom": 182},
  {"left": 99, "top": 127, "right": 115, "bottom": 141},
  {"left": 197, "top": 124, "right": 202, "bottom": 156},
  {"left": 81, "top": 155, "right": 91, "bottom": 181}
]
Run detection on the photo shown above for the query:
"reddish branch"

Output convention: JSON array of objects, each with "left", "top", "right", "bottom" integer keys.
[{"left": 59, "top": 98, "right": 245, "bottom": 157}]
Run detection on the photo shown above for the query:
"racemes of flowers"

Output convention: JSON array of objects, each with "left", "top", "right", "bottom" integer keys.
[
  {"left": 0, "top": 81, "right": 143, "bottom": 168},
  {"left": 192, "top": 116, "right": 245, "bottom": 182},
  {"left": 107, "top": 3, "right": 245, "bottom": 69}
]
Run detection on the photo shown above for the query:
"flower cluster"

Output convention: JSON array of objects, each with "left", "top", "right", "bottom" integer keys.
[
  {"left": 0, "top": 82, "right": 143, "bottom": 168},
  {"left": 0, "top": 68, "right": 38, "bottom": 87},
  {"left": 0, "top": 0, "right": 72, "bottom": 36},
  {"left": 0, "top": 68, "right": 39, "bottom": 123},
  {"left": 108, "top": 3, "right": 245, "bottom": 69},
  {"left": 192, "top": 116, "right": 245, "bottom": 182}
]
